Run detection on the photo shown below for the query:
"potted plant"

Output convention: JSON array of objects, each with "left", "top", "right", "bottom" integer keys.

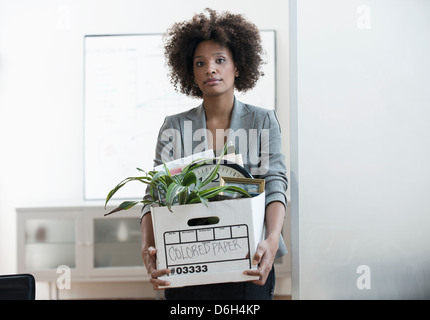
[{"left": 104, "top": 144, "right": 251, "bottom": 216}]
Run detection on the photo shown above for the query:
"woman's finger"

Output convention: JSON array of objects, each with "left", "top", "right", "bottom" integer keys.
[
  {"left": 143, "top": 246, "right": 172, "bottom": 289},
  {"left": 243, "top": 266, "right": 267, "bottom": 286},
  {"left": 149, "top": 268, "right": 171, "bottom": 290},
  {"left": 252, "top": 241, "right": 268, "bottom": 266}
]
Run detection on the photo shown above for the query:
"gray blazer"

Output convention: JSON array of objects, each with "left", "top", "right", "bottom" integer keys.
[{"left": 143, "top": 97, "right": 288, "bottom": 257}]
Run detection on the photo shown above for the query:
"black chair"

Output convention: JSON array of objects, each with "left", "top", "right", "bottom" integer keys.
[{"left": 0, "top": 273, "right": 36, "bottom": 300}]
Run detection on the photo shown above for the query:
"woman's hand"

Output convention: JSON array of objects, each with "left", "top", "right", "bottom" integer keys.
[
  {"left": 140, "top": 214, "right": 170, "bottom": 290},
  {"left": 142, "top": 245, "right": 171, "bottom": 290},
  {"left": 243, "top": 236, "right": 279, "bottom": 285},
  {"left": 243, "top": 201, "right": 285, "bottom": 285}
]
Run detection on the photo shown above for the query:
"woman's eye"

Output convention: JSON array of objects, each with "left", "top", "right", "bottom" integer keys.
[
  {"left": 196, "top": 61, "right": 204, "bottom": 67},
  {"left": 216, "top": 58, "right": 226, "bottom": 63}
]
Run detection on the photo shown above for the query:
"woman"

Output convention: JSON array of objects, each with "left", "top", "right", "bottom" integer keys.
[{"left": 140, "top": 8, "right": 288, "bottom": 300}]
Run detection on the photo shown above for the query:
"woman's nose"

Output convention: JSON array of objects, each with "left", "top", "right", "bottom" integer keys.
[{"left": 205, "top": 62, "right": 217, "bottom": 75}]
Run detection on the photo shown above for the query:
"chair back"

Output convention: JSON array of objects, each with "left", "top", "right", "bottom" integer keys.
[{"left": 0, "top": 273, "right": 36, "bottom": 300}]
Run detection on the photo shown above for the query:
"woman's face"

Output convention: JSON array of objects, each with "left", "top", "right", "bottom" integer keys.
[{"left": 193, "top": 40, "right": 238, "bottom": 99}]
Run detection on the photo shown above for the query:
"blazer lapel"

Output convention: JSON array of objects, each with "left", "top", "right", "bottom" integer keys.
[
  {"left": 227, "top": 98, "right": 254, "bottom": 157},
  {"left": 184, "top": 103, "right": 209, "bottom": 156},
  {"left": 228, "top": 97, "right": 253, "bottom": 135}
]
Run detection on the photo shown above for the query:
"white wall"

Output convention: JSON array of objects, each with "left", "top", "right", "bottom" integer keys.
[
  {"left": 0, "top": 0, "right": 290, "bottom": 298},
  {"left": 290, "top": 0, "right": 430, "bottom": 299}
]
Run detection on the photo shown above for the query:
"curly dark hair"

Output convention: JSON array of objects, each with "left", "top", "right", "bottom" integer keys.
[{"left": 163, "top": 8, "right": 265, "bottom": 98}]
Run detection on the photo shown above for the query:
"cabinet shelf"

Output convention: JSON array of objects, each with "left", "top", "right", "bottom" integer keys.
[
  {"left": 25, "top": 241, "right": 76, "bottom": 245},
  {"left": 94, "top": 241, "right": 140, "bottom": 244}
]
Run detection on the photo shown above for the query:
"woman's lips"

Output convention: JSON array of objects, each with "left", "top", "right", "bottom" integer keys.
[{"left": 204, "top": 78, "right": 221, "bottom": 86}]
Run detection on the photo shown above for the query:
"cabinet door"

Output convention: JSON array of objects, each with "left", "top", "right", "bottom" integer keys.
[
  {"left": 85, "top": 207, "right": 147, "bottom": 278},
  {"left": 17, "top": 209, "right": 85, "bottom": 280}
]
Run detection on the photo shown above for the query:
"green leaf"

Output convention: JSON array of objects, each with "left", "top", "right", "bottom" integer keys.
[
  {"left": 182, "top": 171, "right": 197, "bottom": 187},
  {"left": 200, "top": 162, "right": 219, "bottom": 188},
  {"left": 104, "top": 201, "right": 140, "bottom": 216},
  {"left": 186, "top": 193, "right": 209, "bottom": 206},
  {"left": 165, "top": 182, "right": 187, "bottom": 209},
  {"left": 178, "top": 189, "right": 188, "bottom": 205},
  {"left": 221, "top": 185, "right": 252, "bottom": 198},
  {"left": 163, "top": 162, "right": 172, "bottom": 177},
  {"left": 192, "top": 185, "right": 251, "bottom": 202},
  {"left": 180, "top": 157, "right": 210, "bottom": 175},
  {"left": 104, "top": 176, "right": 151, "bottom": 209},
  {"left": 165, "top": 175, "right": 175, "bottom": 187},
  {"left": 185, "top": 190, "right": 198, "bottom": 204},
  {"left": 151, "top": 170, "right": 168, "bottom": 182},
  {"left": 200, "top": 142, "right": 229, "bottom": 188}
]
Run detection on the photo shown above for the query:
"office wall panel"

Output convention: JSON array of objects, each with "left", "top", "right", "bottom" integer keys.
[{"left": 290, "top": 0, "right": 430, "bottom": 299}]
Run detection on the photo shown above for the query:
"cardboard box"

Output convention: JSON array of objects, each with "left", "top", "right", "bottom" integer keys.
[{"left": 151, "top": 192, "right": 265, "bottom": 288}]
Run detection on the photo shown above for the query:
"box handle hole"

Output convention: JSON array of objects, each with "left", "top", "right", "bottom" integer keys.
[{"left": 187, "top": 216, "right": 220, "bottom": 226}]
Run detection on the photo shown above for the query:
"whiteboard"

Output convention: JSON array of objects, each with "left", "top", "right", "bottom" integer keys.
[{"left": 84, "top": 31, "right": 276, "bottom": 200}]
